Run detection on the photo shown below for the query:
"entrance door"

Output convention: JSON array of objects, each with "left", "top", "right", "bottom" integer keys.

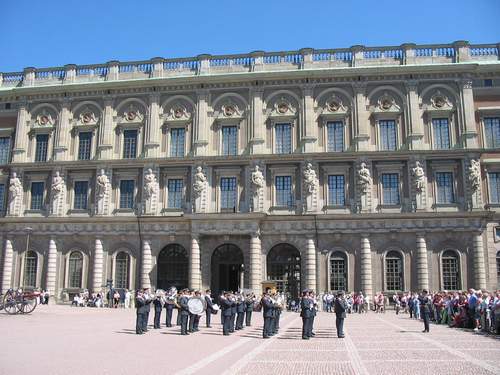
[{"left": 211, "top": 244, "right": 244, "bottom": 295}]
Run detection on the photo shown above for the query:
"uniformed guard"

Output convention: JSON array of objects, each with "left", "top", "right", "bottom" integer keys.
[
  {"left": 142, "top": 288, "right": 153, "bottom": 333},
  {"left": 300, "top": 289, "right": 313, "bottom": 340},
  {"left": 135, "top": 290, "right": 147, "bottom": 334},
  {"left": 235, "top": 292, "right": 245, "bottom": 330},
  {"left": 334, "top": 290, "right": 347, "bottom": 338},
  {"left": 189, "top": 290, "right": 201, "bottom": 332},
  {"left": 220, "top": 291, "right": 233, "bottom": 336},
  {"left": 164, "top": 289, "right": 176, "bottom": 327},
  {"left": 309, "top": 290, "right": 317, "bottom": 337},
  {"left": 229, "top": 292, "right": 237, "bottom": 333},
  {"left": 418, "top": 289, "right": 431, "bottom": 333},
  {"left": 205, "top": 289, "right": 214, "bottom": 328},
  {"left": 153, "top": 290, "right": 164, "bottom": 329},
  {"left": 261, "top": 288, "right": 273, "bottom": 339},
  {"left": 178, "top": 289, "right": 190, "bottom": 335},
  {"left": 245, "top": 292, "right": 255, "bottom": 327}
]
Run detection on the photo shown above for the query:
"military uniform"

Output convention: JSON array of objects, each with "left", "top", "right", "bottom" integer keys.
[
  {"left": 418, "top": 291, "right": 431, "bottom": 333},
  {"left": 261, "top": 295, "right": 274, "bottom": 338},
  {"left": 205, "top": 294, "right": 214, "bottom": 328},
  {"left": 236, "top": 297, "right": 245, "bottom": 330},
  {"left": 135, "top": 293, "right": 147, "bottom": 334},
  {"left": 178, "top": 294, "right": 190, "bottom": 335},
  {"left": 220, "top": 295, "right": 233, "bottom": 335},
  {"left": 245, "top": 297, "right": 254, "bottom": 326},
  {"left": 153, "top": 297, "right": 163, "bottom": 329},
  {"left": 300, "top": 293, "right": 313, "bottom": 339},
  {"left": 164, "top": 301, "right": 174, "bottom": 327},
  {"left": 334, "top": 294, "right": 347, "bottom": 338}
]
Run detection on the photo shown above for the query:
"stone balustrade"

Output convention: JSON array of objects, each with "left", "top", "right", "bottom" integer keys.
[{"left": 1, "top": 41, "right": 498, "bottom": 89}]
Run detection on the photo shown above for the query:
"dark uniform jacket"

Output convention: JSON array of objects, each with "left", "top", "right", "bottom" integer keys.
[
  {"left": 334, "top": 298, "right": 347, "bottom": 318},
  {"left": 418, "top": 296, "right": 431, "bottom": 313},
  {"left": 205, "top": 295, "right": 214, "bottom": 312},
  {"left": 261, "top": 296, "right": 274, "bottom": 318},
  {"left": 136, "top": 296, "right": 148, "bottom": 314},
  {"left": 300, "top": 297, "right": 313, "bottom": 318},
  {"left": 220, "top": 297, "right": 233, "bottom": 317},
  {"left": 245, "top": 299, "right": 254, "bottom": 312},
  {"left": 179, "top": 296, "right": 190, "bottom": 316},
  {"left": 236, "top": 301, "right": 245, "bottom": 313}
]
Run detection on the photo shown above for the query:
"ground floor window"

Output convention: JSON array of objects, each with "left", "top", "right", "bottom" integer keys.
[
  {"left": 330, "top": 252, "right": 347, "bottom": 291},
  {"left": 267, "top": 244, "right": 301, "bottom": 298},
  {"left": 442, "top": 250, "right": 460, "bottom": 290}
]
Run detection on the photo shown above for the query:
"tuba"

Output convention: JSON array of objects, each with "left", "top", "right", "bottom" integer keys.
[{"left": 165, "top": 287, "right": 177, "bottom": 304}]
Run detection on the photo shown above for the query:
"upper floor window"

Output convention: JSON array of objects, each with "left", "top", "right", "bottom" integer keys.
[
  {"left": 78, "top": 132, "right": 92, "bottom": 160},
  {"left": 167, "top": 179, "right": 183, "bottom": 209},
  {"left": 35, "top": 134, "right": 49, "bottom": 162},
  {"left": 275, "top": 175, "right": 293, "bottom": 208},
  {"left": 0, "top": 183, "right": 5, "bottom": 214},
  {"left": 74, "top": 181, "right": 89, "bottom": 210},
  {"left": 0, "top": 137, "right": 11, "bottom": 164},
  {"left": 327, "top": 121, "right": 344, "bottom": 152},
  {"left": 328, "top": 175, "right": 345, "bottom": 206},
  {"left": 123, "top": 130, "right": 137, "bottom": 159},
  {"left": 379, "top": 120, "right": 397, "bottom": 151},
  {"left": 275, "top": 123, "right": 292, "bottom": 154},
  {"left": 30, "top": 182, "right": 44, "bottom": 210},
  {"left": 220, "top": 177, "right": 237, "bottom": 211},
  {"left": 484, "top": 117, "right": 500, "bottom": 148},
  {"left": 432, "top": 118, "right": 451, "bottom": 149},
  {"left": 221, "top": 126, "right": 238, "bottom": 156},
  {"left": 170, "top": 128, "right": 185, "bottom": 157},
  {"left": 381, "top": 173, "right": 400, "bottom": 205},
  {"left": 488, "top": 172, "right": 500, "bottom": 204},
  {"left": 119, "top": 180, "right": 135, "bottom": 209},
  {"left": 436, "top": 172, "right": 454, "bottom": 204}
]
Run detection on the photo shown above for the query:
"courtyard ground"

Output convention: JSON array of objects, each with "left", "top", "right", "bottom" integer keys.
[{"left": 0, "top": 304, "right": 499, "bottom": 375}]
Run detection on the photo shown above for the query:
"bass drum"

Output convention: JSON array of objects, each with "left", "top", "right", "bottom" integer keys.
[{"left": 187, "top": 296, "right": 206, "bottom": 315}]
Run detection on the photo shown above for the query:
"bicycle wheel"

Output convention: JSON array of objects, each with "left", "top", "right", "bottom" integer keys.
[
  {"left": 3, "top": 294, "right": 20, "bottom": 315},
  {"left": 20, "top": 297, "right": 37, "bottom": 314}
]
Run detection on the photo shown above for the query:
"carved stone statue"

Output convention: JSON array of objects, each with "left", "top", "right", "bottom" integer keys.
[
  {"left": 303, "top": 163, "right": 318, "bottom": 194},
  {"left": 8, "top": 172, "right": 23, "bottom": 216},
  {"left": 412, "top": 161, "right": 425, "bottom": 192},
  {"left": 357, "top": 162, "right": 372, "bottom": 192},
  {"left": 468, "top": 159, "right": 481, "bottom": 192},
  {"left": 251, "top": 165, "right": 264, "bottom": 191},
  {"left": 95, "top": 169, "right": 110, "bottom": 215},
  {"left": 143, "top": 168, "right": 159, "bottom": 199},
  {"left": 193, "top": 166, "right": 207, "bottom": 197},
  {"left": 51, "top": 171, "right": 65, "bottom": 198}
]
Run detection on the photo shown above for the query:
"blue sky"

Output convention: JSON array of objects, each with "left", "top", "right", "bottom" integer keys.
[{"left": 1, "top": 0, "right": 499, "bottom": 72}]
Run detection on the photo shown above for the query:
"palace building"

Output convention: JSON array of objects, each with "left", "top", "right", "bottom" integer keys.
[{"left": 1, "top": 41, "right": 500, "bottom": 300}]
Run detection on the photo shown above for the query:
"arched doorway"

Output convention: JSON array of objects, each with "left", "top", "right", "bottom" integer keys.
[
  {"left": 267, "top": 243, "right": 301, "bottom": 298},
  {"left": 157, "top": 244, "right": 188, "bottom": 290},
  {"left": 211, "top": 244, "right": 244, "bottom": 295}
]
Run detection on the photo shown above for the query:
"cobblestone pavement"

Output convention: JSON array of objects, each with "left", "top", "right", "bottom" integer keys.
[{"left": 0, "top": 305, "right": 498, "bottom": 375}]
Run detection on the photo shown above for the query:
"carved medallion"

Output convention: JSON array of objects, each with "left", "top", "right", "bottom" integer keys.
[
  {"left": 328, "top": 100, "right": 340, "bottom": 112},
  {"left": 223, "top": 105, "right": 235, "bottom": 117},
  {"left": 173, "top": 107, "right": 185, "bottom": 119},
  {"left": 39, "top": 115, "right": 49, "bottom": 125},
  {"left": 277, "top": 102, "right": 289, "bottom": 114},
  {"left": 126, "top": 111, "right": 137, "bottom": 121},
  {"left": 82, "top": 112, "right": 93, "bottom": 123}
]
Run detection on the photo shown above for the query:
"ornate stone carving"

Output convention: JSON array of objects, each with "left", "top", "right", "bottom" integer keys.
[
  {"left": 303, "top": 162, "right": 319, "bottom": 213},
  {"left": 192, "top": 166, "right": 208, "bottom": 213},
  {"left": 143, "top": 168, "right": 159, "bottom": 215},
  {"left": 411, "top": 160, "right": 427, "bottom": 211},
  {"left": 412, "top": 161, "right": 425, "bottom": 192},
  {"left": 250, "top": 165, "right": 265, "bottom": 212},
  {"left": 7, "top": 172, "right": 23, "bottom": 216},
  {"left": 95, "top": 168, "right": 110, "bottom": 215},
  {"left": 467, "top": 159, "right": 481, "bottom": 193},
  {"left": 119, "top": 104, "right": 144, "bottom": 123},
  {"left": 430, "top": 91, "right": 453, "bottom": 110},
  {"left": 357, "top": 162, "right": 372, "bottom": 213},
  {"left": 50, "top": 171, "right": 66, "bottom": 216}
]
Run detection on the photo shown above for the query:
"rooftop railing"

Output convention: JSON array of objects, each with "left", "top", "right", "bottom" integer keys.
[{"left": 1, "top": 41, "right": 498, "bottom": 89}]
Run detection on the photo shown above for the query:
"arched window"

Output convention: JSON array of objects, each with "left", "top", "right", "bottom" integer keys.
[
  {"left": 267, "top": 244, "right": 301, "bottom": 297},
  {"left": 115, "top": 252, "right": 130, "bottom": 289},
  {"left": 157, "top": 244, "right": 188, "bottom": 290},
  {"left": 496, "top": 251, "right": 500, "bottom": 288},
  {"left": 385, "top": 251, "right": 403, "bottom": 291},
  {"left": 442, "top": 250, "right": 460, "bottom": 290},
  {"left": 68, "top": 251, "right": 83, "bottom": 288},
  {"left": 330, "top": 252, "right": 347, "bottom": 291},
  {"left": 23, "top": 251, "right": 38, "bottom": 288}
]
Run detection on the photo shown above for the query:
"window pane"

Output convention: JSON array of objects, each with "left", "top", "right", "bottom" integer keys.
[
  {"left": 119, "top": 180, "right": 135, "bottom": 209},
  {"left": 167, "top": 179, "right": 183, "bottom": 209},
  {"left": 379, "top": 120, "right": 397, "bottom": 151},
  {"left": 123, "top": 130, "right": 137, "bottom": 159},
  {"left": 78, "top": 132, "right": 92, "bottom": 160},
  {"left": 484, "top": 118, "right": 500, "bottom": 148},
  {"left": 327, "top": 121, "right": 344, "bottom": 152},
  {"left": 0, "top": 184, "right": 5, "bottom": 214},
  {"left": 170, "top": 128, "right": 185, "bottom": 157},
  {"left": 382, "top": 173, "right": 400, "bottom": 205},
  {"left": 436, "top": 172, "right": 454, "bottom": 204},
  {"left": 385, "top": 253, "right": 403, "bottom": 291},
  {"left": 432, "top": 118, "right": 451, "bottom": 149},
  {"left": 68, "top": 252, "right": 83, "bottom": 288},
  {"left": 220, "top": 177, "right": 237, "bottom": 210},
  {"left": 30, "top": 182, "right": 44, "bottom": 210},
  {"left": 74, "top": 181, "right": 88, "bottom": 210},
  {"left": 489, "top": 172, "right": 500, "bottom": 204},
  {"left": 0, "top": 137, "right": 11, "bottom": 164},
  {"left": 115, "top": 252, "right": 129, "bottom": 289},
  {"left": 23, "top": 251, "right": 37, "bottom": 288},
  {"left": 275, "top": 123, "right": 292, "bottom": 154},
  {"left": 222, "top": 126, "right": 238, "bottom": 155},
  {"left": 442, "top": 252, "right": 459, "bottom": 290},
  {"left": 328, "top": 175, "right": 345, "bottom": 206},
  {"left": 35, "top": 134, "right": 49, "bottom": 162},
  {"left": 330, "top": 254, "right": 347, "bottom": 291},
  {"left": 275, "top": 176, "right": 293, "bottom": 207}
]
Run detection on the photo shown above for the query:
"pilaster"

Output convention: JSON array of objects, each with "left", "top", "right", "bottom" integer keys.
[
  {"left": 194, "top": 90, "right": 209, "bottom": 156},
  {"left": 97, "top": 96, "right": 115, "bottom": 159},
  {"left": 352, "top": 82, "right": 369, "bottom": 151},
  {"left": 1, "top": 238, "right": 13, "bottom": 294},
  {"left": 472, "top": 232, "right": 487, "bottom": 290},
  {"left": 415, "top": 233, "right": 429, "bottom": 291},
  {"left": 12, "top": 103, "right": 29, "bottom": 163},
  {"left": 141, "top": 239, "right": 152, "bottom": 289},
  {"left": 459, "top": 78, "right": 478, "bottom": 148},
  {"left": 305, "top": 236, "right": 317, "bottom": 291},
  {"left": 249, "top": 231, "right": 262, "bottom": 295},
  {"left": 144, "top": 93, "right": 161, "bottom": 158},
  {"left": 405, "top": 80, "right": 425, "bottom": 150},
  {"left": 360, "top": 236, "right": 373, "bottom": 298},
  {"left": 53, "top": 99, "right": 71, "bottom": 161},
  {"left": 190, "top": 234, "right": 202, "bottom": 290},
  {"left": 93, "top": 238, "right": 104, "bottom": 292},
  {"left": 301, "top": 84, "right": 317, "bottom": 153},
  {"left": 250, "top": 86, "right": 265, "bottom": 154},
  {"left": 46, "top": 237, "right": 58, "bottom": 297}
]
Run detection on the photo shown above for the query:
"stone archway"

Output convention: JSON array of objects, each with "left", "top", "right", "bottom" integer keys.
[
  {"left": 267, "top": 243, "right": 301, "bottom": 298},
  {"left": 211, "top": 244, "right": 244, "bottom": 295},
  {"left": 157, "top": 244, "right": 188, "bottom": 290}
]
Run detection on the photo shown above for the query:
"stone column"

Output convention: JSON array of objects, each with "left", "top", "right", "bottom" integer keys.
[
  {"left": 194, "top": 90, "right": 209, "bottom": 156},
  {"left": 1, "top": 238, "right": 13, "bottom": 294},
  {"left": 249, "top": 232, "right": 262, "bottom": 295},
  {"left": 472, "top": 232, "right": 487, "bottom": 290},
  {"left": 301, "top": 85, "right": 317, "bottom": 153},
  {"left": 190, "top": 234, "right": 201, "bottom": 290},
  {"left": 97, "top": 96, "right": 114, "bottom": 159},
  {"left": 12, "top": 103, "right": 29, "bottom": 163},
  {"left": 305, "top": 236, "right": 317, "bottom": 291},
  {"left": 53, "top": 99, "right": 71, "bottom": 161},
  {"left": 415, "top": 233, "right": 429, "bottom": 291},
  {"left": 144, "top": 93, "right": 160, "bottom": 158},
  {"left": 141, "top": 239, "right": 152, "bottom": 289},
  {"left": 352, "top": 83, "right": 369, "bottom": 151},
  {"left": 460, "top": 79, "right": 478, "bottom": 148},
  {"left": 93, "top": 238, "right": 104, "bottom": 292},
  {"left": 250, "top": 86, "right": 265, "bottom": 154},
  {"left": 405, "top": 80, "right": 424, "bottom": 150},
  {"left": 360, "top": 236, "right": 373, "bottom": 298},
  {"left": 46, "top": 237, "right": 58, "bottom": 297}
]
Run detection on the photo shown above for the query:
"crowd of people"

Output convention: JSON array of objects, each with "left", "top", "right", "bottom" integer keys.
[{"left": 70, "top": 289, "right": 133, "bottom": 308}]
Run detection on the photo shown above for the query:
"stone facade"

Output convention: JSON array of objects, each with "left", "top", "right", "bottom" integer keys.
[{"left": 1, "top": 41, "right": 500, "bottom": 300}]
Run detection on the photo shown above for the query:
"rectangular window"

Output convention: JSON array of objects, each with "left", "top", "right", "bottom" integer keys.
[
  {"left": 119, "top": 180, "right": 135, "bottom": 209},
  {"left": 275, "top": 123, "right": 292, "bottom": 154},
  {"left": 30, "top": 182, "right": 44, "bottom": 210},
  {"left": 77, "top": 132, "right": 92, "bottom": 160},
  {"left": 35, "top": 134, "right": 49, "bottom": 162},
  {"left": 432, "top": 118, "right": 451, "bottom": 149},
  {"left": 381, "top": 173, "right": 400, "bottom": 205},
  {"left": 484, "top": 117, "right": 500, "bottom": 148},
  {"left": 73, "top": 181, "right": 88, "bottom": 210},
  {"left": 328, "top": 175, "right": 345, "bottom": 206},
  {"left": 167, "top": 179, "right": 183, "bottom": 209},
  {"left": 170, "top": 128, "right": 185, "bottom": 157},
  {"left": 436, "top": 172, "right": 454, "bottom": 204},
  {"left": 220, "top": 177, "right": 237, "bottom": 211},
  {"left": 123, "top": 130, "right": 137, "bottom": 159},
  {"left": 275, "top": 176, "right": 293, "bottom": 208},
  {"left": 0, "top": 184, "right": 5, "bottom": 213},
  {"left": 488, "top": 172, "right": 500, "bottom": 204},
  {"left": 326, "top": 121, "right": 344, "bottom": 152},
  {"left": 221, "top": 126, "right": 238, "bottom": 156},
  {"left": 0, "top": 137, "right": 11, "bottom": 164},
  {"left": 379, "top": 120, "right": 397, "bottom": 151}
]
